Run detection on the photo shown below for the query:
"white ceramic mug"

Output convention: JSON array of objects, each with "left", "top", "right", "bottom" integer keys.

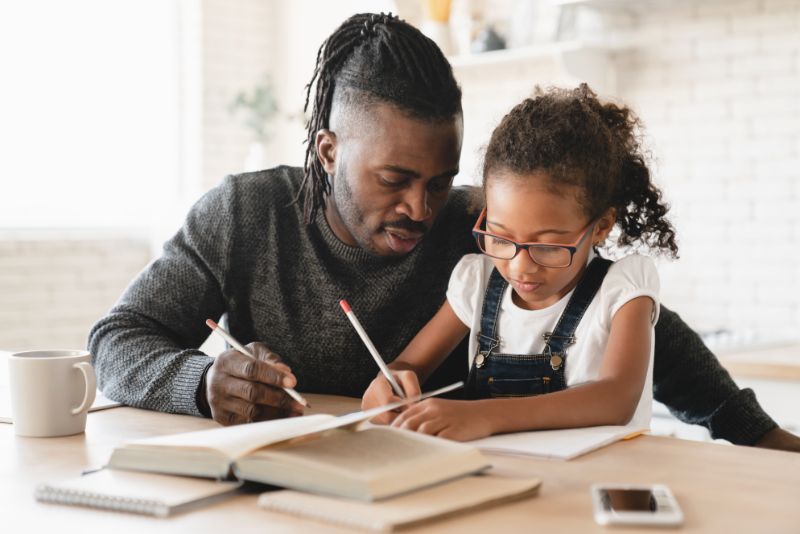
[{"left": 8, "top": 349, "right": 96, "bottom": 437}]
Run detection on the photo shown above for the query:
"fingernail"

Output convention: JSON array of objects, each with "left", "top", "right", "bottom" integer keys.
[{"left": 282, "top": 376, "right": 295, "bottom": 387}]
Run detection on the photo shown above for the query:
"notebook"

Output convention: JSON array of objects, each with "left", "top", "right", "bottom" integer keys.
[
  {"left": 106, "top": 382, "right": 490, "bottom": 501},
  {"left": 469, "top": 425, "right": 648, "bottom": 460},
  {"left": 35, "top": 469, "right": 242, "bottom": 517},
  {"left": 257, "top": 474, "right": 542, "bottom": 531}
]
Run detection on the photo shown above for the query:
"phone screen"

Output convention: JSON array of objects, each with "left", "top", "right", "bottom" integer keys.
[{"left": 601, "top": 489, "right": 657, "bottom": 512}]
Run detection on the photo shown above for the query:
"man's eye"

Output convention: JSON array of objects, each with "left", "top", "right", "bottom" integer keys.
[
  {"left": 380, "top": 176, "right": 406, "bottom": 187},
  {"left": 428, "top": 177, "right": 453, "bottom": 192}
]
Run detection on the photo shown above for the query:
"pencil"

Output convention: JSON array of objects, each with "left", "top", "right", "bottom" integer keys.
[
  {"left": 339, "top": 299, "right": 406, "bottom": 399},
  {"left": 205, "top": 319, "right": 309, "bottom": 408}
]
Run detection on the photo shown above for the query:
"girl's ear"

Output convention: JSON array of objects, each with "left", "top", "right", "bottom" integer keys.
[
  {"left": 315, "top": 129, "right": 337, "bottom": 175},
  {"left": 593, "top": 208, "right": 617, "bottom": 245}
]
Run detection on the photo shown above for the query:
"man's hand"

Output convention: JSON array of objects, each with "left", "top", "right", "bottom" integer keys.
[
  {"left": 361, "top": 370, "right": 421, "bottom": 425},
  {"left": 205, "top": 342, "right": 305, "bottom": 425},
  {"left": 754, "top": 427, "right": 800, "bottom": 453}
]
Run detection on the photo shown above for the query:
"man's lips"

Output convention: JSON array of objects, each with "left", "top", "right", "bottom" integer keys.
[{"left": 384, "top": 229, "right": 424, "bottom": 253}]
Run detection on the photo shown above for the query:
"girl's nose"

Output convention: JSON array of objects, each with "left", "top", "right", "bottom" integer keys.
[{"left": 509, "top": 248, "right": 540, "bottom": 273}]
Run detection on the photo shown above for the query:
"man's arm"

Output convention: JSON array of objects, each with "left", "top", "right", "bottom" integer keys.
[
  {"left": 653, "top": 305, "right": 778, "bottom": 445},
  {"left": 87, "top": 181, "right": 234, "bottom": 416}
]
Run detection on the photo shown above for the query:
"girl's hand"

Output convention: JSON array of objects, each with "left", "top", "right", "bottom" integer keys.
[
  {"left": 361, "top": 370, "right": 421, "bottom": 425},
  {"left": 391, "top": 398, "right": 494, "bottom": 441}
]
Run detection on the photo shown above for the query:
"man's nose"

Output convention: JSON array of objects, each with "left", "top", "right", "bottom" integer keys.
[{"left": 397, "top": 185, "right": 432, "bottom": 222}]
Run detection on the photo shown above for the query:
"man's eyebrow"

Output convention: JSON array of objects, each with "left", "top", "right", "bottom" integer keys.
[
  {"left": 380, "top": 165, "right": 460, "bottom": 180},
  {"left": 487, "top": 219, "right": 572, "bottom": 235}
]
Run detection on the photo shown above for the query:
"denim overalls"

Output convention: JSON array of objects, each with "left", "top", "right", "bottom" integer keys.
[{"left": 465, "top": 257, "right": 613, "bottom": 399}]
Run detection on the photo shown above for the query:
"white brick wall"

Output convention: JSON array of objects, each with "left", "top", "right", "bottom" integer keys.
[
  {"left": 615, "top": 0, "right": 800, "bottom": 338},
  {"left": 0, "top": 234, "right": 151, "bottom": 352}
]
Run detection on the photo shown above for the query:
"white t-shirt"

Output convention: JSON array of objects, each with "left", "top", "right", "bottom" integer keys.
[{"left": 446, "top": 253, "right": 660, "bottom": 429}]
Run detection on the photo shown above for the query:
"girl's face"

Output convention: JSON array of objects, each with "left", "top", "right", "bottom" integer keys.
[{"left": 484, "top": 170, "right": 614, "bottom": 310}]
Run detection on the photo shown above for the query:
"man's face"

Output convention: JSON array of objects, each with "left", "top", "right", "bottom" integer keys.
[{"left": 319, "top": 103, "right": 463, "bottom": 257}]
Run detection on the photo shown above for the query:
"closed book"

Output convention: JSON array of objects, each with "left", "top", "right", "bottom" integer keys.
[
  {"left": 257, "top": 474, "right": 542, "bottom": 531},
  {"left": 35, "top": 469, "right": 242, "bottom": 517}
]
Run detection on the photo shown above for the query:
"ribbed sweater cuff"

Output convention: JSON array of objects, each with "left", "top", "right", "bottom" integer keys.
[
  {"left": 172, "top": 353, "right": 215, "bottom": 417},
  {"left": 708, "top": 388, "right": 778, "bottom": 445}
]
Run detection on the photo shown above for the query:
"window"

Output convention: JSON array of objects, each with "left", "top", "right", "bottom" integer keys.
[{"left": 0, "top": 0, "right": 181, "bottom": 228}]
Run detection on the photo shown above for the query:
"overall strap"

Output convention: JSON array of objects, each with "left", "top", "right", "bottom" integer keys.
[
  {"left": 544, "top": 257, "right": 613, "bottom": 355},
  {"left": 477, "top": 268, "right": 508, "bottom": 354}
]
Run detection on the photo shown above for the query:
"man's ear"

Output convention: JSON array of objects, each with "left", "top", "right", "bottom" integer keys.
[
  {"left": 594, "top": 207, "right": 617, "bottom": 244},
  {"left": 315, "top": 129, "right": 337, "bottom": 175}
]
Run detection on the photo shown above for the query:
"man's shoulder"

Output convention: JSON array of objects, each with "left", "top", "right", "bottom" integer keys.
[
  {"left": 439, "top": 185, "right": 482, "bottom": 228},
  {"left": 222, "top": 165, "right": 303, "bottom": 203}
]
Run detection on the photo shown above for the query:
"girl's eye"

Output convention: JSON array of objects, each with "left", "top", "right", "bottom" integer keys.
[
  {"left": 536, "top": 246, "right": 562, "bottom": 256},
  {"left": 490, "top": 236, "right": 510, "bottom": 246}
]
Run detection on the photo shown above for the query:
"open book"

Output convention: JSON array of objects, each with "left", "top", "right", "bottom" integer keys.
[
  {"left": 469, "top": 425, "right": 648, "bottom": 460},
  {"left": 107, "top": 383, "right": 490, "bottom": 501}
]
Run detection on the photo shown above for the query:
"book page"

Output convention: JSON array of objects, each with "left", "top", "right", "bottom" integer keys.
[
  {"left": 251, "top": 427, "right": 455, "bottom": 474},
  {"left": 127, "top": 414, "right": 336, "bottom": 459}
]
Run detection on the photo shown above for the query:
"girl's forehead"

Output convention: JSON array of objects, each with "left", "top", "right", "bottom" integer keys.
[{"left": 485, "top": 177, "right": 588, "bottom": 236}]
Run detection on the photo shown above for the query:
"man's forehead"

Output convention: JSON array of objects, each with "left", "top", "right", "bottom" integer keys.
[{"left": 329, "top": 97, "right": 461, "bottom": 140}]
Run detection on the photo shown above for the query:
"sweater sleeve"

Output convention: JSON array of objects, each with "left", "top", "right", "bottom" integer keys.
[
  {"left": 653, "top": 305, "right": 777, "bottom": 445},
  {"left": 87, "top": 177, "right": 237, "bottom": 416}
]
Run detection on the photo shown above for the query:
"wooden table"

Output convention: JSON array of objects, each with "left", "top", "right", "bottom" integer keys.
[{"left": 3, "top": 394, "right": 799, "bottom": 533}]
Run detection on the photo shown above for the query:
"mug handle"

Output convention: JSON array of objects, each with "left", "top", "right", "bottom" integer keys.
[{"left": 72, "top": 361, "right": 97, "bottom": 415}]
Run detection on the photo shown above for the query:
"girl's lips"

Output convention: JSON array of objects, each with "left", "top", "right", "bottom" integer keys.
[
  {"left": 384, "top": 230, "right": 423, "bottom": 254},
  {"left": 511, "top": 279, "right": 542, "bottom": 293}
]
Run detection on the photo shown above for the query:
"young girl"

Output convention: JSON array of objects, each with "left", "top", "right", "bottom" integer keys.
[{"left": 362, "top": 84, "right": 679, "bottom": 441}]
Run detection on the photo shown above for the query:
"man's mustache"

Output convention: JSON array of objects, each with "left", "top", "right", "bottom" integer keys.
[{"left": 381, "top": 218, "right": 429, "bottom": 234}]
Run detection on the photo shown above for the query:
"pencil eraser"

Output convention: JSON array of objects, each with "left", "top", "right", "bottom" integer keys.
[
  {"left": 205, "top": 319, "right": 218, "bottom": 329},
  {"left": 339, "top": 300, "right": 351, "bottom": 313}
]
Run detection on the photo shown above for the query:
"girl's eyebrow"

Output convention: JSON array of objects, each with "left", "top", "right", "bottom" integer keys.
[{"left": 487, "top": 219, "right": 572, "bottom": 235}]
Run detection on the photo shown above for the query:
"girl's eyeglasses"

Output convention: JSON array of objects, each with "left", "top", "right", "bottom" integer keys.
[{"left": 471, "top": 208, "right": 595, "bottom": 269}]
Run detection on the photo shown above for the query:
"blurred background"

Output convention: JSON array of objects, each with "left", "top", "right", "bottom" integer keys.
[{"left": 1, "top": 0, "right": 798, "bottom": 438}]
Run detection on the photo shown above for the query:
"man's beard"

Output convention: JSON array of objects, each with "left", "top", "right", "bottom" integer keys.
[{"left": 332, "top": 166, "right": 428, "bottom": 257}]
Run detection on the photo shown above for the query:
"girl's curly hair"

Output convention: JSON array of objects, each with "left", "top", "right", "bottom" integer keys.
[{"left": 483, "top": 84, "right": 678, "bottom": 257}]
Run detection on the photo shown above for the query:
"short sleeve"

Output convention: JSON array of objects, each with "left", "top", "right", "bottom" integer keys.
[
  {"left": 599, "top": 255, "right": 661, "bottom": 327},
  {"left": 446, "top": 254, "right": 491, "bottom": 328}
]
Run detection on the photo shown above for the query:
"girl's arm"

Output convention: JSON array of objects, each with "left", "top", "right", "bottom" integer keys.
[
  {"left": 485, "top": 295, "right": 655, "bottom": 433},
  {"left": 389, "top": 300, "right": 470, "bottom": 382},
  {"left": 361, "top": 300, "right": 469, "bottom": 420},
  {"left": 392, "top": 296, "right": 655, "bottom": 440}
]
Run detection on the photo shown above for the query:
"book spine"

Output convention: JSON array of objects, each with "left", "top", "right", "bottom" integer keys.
[{"left": 34, "top": 485, "right": 169, "bottom": 517}]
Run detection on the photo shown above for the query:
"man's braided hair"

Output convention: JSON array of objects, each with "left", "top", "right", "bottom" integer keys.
[{"left": 297, "top": 12, "right": 462, "bottom": 223}]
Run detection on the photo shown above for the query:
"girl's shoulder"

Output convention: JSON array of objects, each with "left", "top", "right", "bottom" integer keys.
[
  {"left": 600, "top": 254, "right": 660, "bottom": 324},
  {"left": 452, "top": 253, "right": 494, "bottom": 279}
]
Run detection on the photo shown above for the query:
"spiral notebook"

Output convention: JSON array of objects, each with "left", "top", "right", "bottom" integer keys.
[{"left": 35, "top": 469, "right": 242, "bottom": 517}]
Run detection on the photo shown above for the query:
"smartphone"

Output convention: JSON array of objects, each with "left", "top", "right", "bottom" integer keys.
[{"left": 591, "top": 483, "right": 683, "bottom": 527}]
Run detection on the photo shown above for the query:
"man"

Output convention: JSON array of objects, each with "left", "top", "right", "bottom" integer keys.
[{"left": 89, "top": 13, "right": 798, "bottom": 451}]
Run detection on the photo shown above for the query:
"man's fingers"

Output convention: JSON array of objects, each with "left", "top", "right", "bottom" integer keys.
[
  {"left": 220, "top": 350, "right": 296, "bottom": 388},
  {"left": 224, "top": 376, "right": 292, "bottom": 406}
]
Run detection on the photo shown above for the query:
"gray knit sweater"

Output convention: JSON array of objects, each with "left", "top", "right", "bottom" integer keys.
[{"left": 88, "top": 167, "right": 777, "bottom": 445}]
